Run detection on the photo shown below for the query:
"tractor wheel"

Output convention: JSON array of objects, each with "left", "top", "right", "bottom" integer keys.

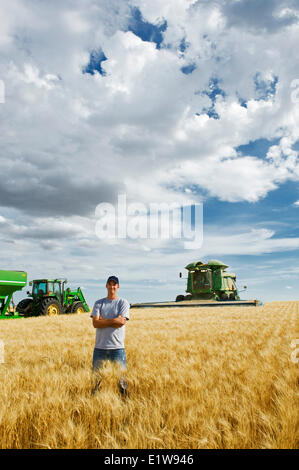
[
  {"left": 40, "top": 298, "right": 61, "bottom": 316},
  {"left": 71, "top": 302, "right": 85, "bottom": 314},
  {"left": 16, "top": 298, "right": 33, "bottom": 316},
  {"left": 229, "top": 293, "right": 235, "bottom": 300},
  {"left": 184, "top": 294, "right": 192, "bottom": 301},
  {"left": 175, "top": 295, "right": 185, "bottom": 302},
  {"left": 220, "top": 293, "right": 228, "bottom": 300}
]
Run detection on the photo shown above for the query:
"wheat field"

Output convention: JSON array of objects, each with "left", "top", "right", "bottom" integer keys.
[{"left": 0, "top": 301, "right": 298, "bottom": 449}]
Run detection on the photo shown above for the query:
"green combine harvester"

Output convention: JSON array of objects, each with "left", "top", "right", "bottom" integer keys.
[
  {"left": 131, "top": 259, "right": 262, "bottom": 308},
  {"left": 16, "top": 278, "right": 89, "bottom": 316},
  {"left": 177, "top": 259, "right": 242, "bottom": 301},
  {"left": 0, "top": 270, "right": 27, "bottom": 319}
]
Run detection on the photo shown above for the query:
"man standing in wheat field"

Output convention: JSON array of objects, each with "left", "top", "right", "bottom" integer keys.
[{"left": 90, "top": 275, "right": 130, "bottom": 397}]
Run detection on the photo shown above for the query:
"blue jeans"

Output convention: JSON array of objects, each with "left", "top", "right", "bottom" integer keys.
[{"left": 92, "top": 348, "right": 127, "bottom": 371}]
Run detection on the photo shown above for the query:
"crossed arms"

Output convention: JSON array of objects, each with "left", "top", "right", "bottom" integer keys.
[{"left": 92, "top": 315, "right": 126, "bottom": 329}]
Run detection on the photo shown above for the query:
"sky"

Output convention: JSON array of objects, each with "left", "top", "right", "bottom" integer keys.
[{"left": 1, "top": 0, "right": 299, "bottom": 305}]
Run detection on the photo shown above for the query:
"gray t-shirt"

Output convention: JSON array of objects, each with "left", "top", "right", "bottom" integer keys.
[{"left": 90, "top": 297, "right": 130, "bottom": 350}]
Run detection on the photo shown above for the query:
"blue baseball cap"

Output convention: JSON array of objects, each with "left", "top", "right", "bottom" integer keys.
[{"left": 106, "top": 275, "right": 119, "bottom": 285}]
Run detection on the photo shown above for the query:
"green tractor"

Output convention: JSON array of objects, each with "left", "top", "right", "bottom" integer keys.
[
  {"left": 176, "top": 259, "right": 246, "bottom": 302},
  {"left": 16, "top": 278, "right": 89, "bottom": 316}
]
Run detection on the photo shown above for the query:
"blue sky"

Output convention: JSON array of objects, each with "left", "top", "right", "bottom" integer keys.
[
  {"left": 202, "top": 184, "right": 299, "bottom": 302},
  {"left": 1, "top": 0, "right": 299, "bottom": 306}
]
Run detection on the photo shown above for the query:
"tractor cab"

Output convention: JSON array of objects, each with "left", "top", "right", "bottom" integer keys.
[{"left": 30, "top": 279, "right": 66, "bottom": 302}]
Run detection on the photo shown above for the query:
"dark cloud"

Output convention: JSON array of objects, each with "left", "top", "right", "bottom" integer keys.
[
  {"left": 222, "top": 0, "right": 299, "bottom": 32},
  {"left": 17, "top": 226, "right": 79, "bottom": 241},
  {"left": 0, "top": 176, "right": 123, "bottom": 217}
]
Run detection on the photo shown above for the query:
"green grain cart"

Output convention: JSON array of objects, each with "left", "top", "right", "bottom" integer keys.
[
  {"left": 17, "top": 278, "right": 89, "bottom": 316},
  {"left": 0, "top": 270, "right": 27, "bottom": 319}
]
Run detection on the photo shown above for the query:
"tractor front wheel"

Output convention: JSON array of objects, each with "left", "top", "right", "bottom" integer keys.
[
  {"left": 71, "top": 302, "right": 85, "bottom": 314},
  {"left": 40, "top": 299, "right": 61, "bottom": 316},
  {"left": 175, "top": 295, "right": 185, "bottom": 302}
]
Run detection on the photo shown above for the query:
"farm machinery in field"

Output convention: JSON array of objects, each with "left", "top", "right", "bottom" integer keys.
[
  {"left": 131, "top": 259, "right": 262, "bottom": 308},
  {"left": 16, "top": 278, "right": 89, "bottom": 317},
  {"left": 0, "top": 270, "right": 89, "bottom": 318},
  {"left": 0, "top": 270, "right": 27, "bottom": 319},
  {"left": 176, "top": 259, "right": 243, "bottom": 301}
]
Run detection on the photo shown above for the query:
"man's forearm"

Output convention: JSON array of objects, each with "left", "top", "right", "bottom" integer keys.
[{"left": 93, "top": 317, "right": 116, "bottom": 328}]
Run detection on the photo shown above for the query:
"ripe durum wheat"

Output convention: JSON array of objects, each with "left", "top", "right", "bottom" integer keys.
[{"left": 0, "top": 301, "right": 298, "bottom": 449}]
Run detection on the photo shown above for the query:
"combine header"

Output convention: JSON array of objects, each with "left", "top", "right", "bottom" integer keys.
[{"left": 131, "top": 259, "right": 262, "bottom": 308}]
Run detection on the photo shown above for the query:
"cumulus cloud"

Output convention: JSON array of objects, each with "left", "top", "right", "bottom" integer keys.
[
  {"left": 202, "top": 227, "right": 299, "bottom": 256},
  {"left": 1, "top": 0, "right": 299, "bottom": 302},
  {"left": 1, "top": 0, "right": 299, "bottom": 212}
]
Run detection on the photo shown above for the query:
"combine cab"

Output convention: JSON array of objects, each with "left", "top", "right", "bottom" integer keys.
[{"left": 17, "top": 278, "right": 89, "bottom": 316}]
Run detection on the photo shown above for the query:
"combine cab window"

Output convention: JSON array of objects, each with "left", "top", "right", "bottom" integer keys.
[
  {"left": 33, "top": 282, "right": 47, "bottom": 295},
  {"left": 193, "top": 270, "right": 212, "bottom": 289}
]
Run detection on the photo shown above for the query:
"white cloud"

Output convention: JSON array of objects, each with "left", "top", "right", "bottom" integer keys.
[
  {"left": 63, "top": 10, "right": 91, "bottom": 34},
  {"left": 202, "top": 227, "right": 299, "bottom": 256},
  {"left": 0, "top": 0, "right": 299, "bottom": 302},
  {"left": 1, "top": 1, "right": 299, "bottom": 208},
  {"left": 14, "top": 64, "right": 59, "bottom": 90}
]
